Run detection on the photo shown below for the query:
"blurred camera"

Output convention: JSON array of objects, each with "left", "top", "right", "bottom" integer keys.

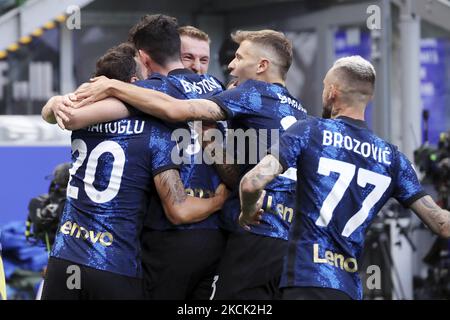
[{"left": 25, "top": 163, "right": 71, "bottom": 249}]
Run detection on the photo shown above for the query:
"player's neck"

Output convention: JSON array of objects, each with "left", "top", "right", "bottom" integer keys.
[
  {"left": 333, "top": 104, "right": 365, "bottom": 121},
  {"left": 257, "top": 67, "right": 286, "bottom": 85},
  {"left": 259, "top": 74, "right": 285, "bottom": 86},
  {"left": 152, "top": 60, "right": 185, "bottom": 76}
]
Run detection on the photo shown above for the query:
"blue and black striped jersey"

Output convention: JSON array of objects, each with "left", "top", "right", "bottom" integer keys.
[{"left": 275, "top": 116, "right": 426, "bottom": 299}]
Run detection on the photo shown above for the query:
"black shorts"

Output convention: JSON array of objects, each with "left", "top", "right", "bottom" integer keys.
[
  {"left": 213, "top": 232, "right": 287, "bottom": 300},
  {"left": 41, "top": 257, "right": 146, "bottom": 300},
  {"left": 141, "top": 228, "right": 227, "bottom": 300},
  {"left": 281, "top": 287, "right": 352, "bottom": 300}
]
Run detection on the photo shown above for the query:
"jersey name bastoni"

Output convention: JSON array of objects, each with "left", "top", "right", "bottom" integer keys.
[{"left": 180, "top": 77, "right": 222, "bottom": 95}]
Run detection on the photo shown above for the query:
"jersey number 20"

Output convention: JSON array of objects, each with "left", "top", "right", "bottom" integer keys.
[{"left": 67, "top": 139, "right": 125, "bottom": 204}]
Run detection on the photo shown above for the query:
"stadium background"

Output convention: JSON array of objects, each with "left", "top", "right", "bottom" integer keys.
[{"left": 0, "top": 0, "right": 449, "bottom": 299}]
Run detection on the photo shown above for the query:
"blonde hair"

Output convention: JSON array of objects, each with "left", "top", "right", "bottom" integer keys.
[
  {"left": 178, "top": 25, "right": 210, "bottom": 44},
  {"left": 332, "top": 56, "right": 376, "bottom": 101},
  {"left": 231, "top": 29, "right": 293, "bottom": 79},
  {"left": 333, "top": 56, "right": 376, "bottom": 85}
]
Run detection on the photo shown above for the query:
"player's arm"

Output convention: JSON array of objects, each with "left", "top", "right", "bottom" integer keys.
[
  {"left": 238, "top": 120, "right": 307, "bottom": 228},
  {"left": 207, "top": 146, "right": 242, "bottom": 189},
  {"left": 42, "top": 93, "right": 130, "bottom": 130},
  {"left": 63, "top": 97, "right": 130, "bottom": 130},
  {"left": 202, "top": 127, "right": 241, "bottom": 189},
  {"left": 41, "top": 95, "right": 75, "bottom": 128},
  {"left": 410, "top": 196, "right": 450, "bottom": 238},
  {"left": 238, "top": 154, "right": 284, "bottom": 229},
  {"left": 154, "top": 169, "right": 229, "bottom": 225},
  {"left": 42, "top": 96, "right": 60, "bottom": 124},
  {"left": 74, "top": 77, "right": 227, "bottom": 122}
]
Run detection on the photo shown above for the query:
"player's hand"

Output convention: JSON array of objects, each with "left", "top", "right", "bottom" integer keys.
[
  {"left": 215, "top": 183, "right": 230, "bottom": 203},
  {"left": 239, "top": 190, "right": 266, "bottom": 231},
  {"left": 74, "top": 76, "right": 112, "bottom": 108},
  {"left": 51, "top": 94, "right": 76, "bottom": 130},
  {"left": 227, "top": 79, "right": 238, "bottom": 89}
]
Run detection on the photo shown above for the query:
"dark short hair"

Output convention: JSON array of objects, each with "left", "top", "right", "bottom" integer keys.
[
  {"left": 112, "top": 42, "right": 137, "bottom": 58},
  {"left": 129, "top": 14, "right": 180, "bottom": 66},
  {"left": 94, "top": 42, "right": 137, "bottom": 83}
]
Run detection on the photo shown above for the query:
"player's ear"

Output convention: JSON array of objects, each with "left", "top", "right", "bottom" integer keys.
[
  {"left": 329, "top": 84, "right": 338, "bottom": 100},
  {"left": 130, "top": 76, "right": 139, "bottom": 83},
  {"left": 138, "top": 50, "right": 152, "bottom": 70},
  {"left": 256, "top": 58, "right": 269, "bottom": 74}
]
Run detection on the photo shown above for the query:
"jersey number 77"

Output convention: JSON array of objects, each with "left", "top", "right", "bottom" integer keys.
[{"left": 316, "top": 157, "right": 392, "bottom": 237}]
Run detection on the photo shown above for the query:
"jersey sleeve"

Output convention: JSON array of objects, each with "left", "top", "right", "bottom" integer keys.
[
  {"left": 210, "top": 75, "right": 226, "bottom": 91},
  {"left": 207, "top": 80, "right": 262, "bottom": 119},
  {"left": 270, "top": 119, "right": 310, "bottom": 172},
  {"left": 128, "top": 78, "right": 167, "bottom": 117},
  {"left": 393, "top": 151, "right": 428, "bottom": 207},
  {"left": 149, "top": 120, "right": 180, "bottom": 176},
  {"left": 123, "top": 103, "right": 143, "bottom": 117}
]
